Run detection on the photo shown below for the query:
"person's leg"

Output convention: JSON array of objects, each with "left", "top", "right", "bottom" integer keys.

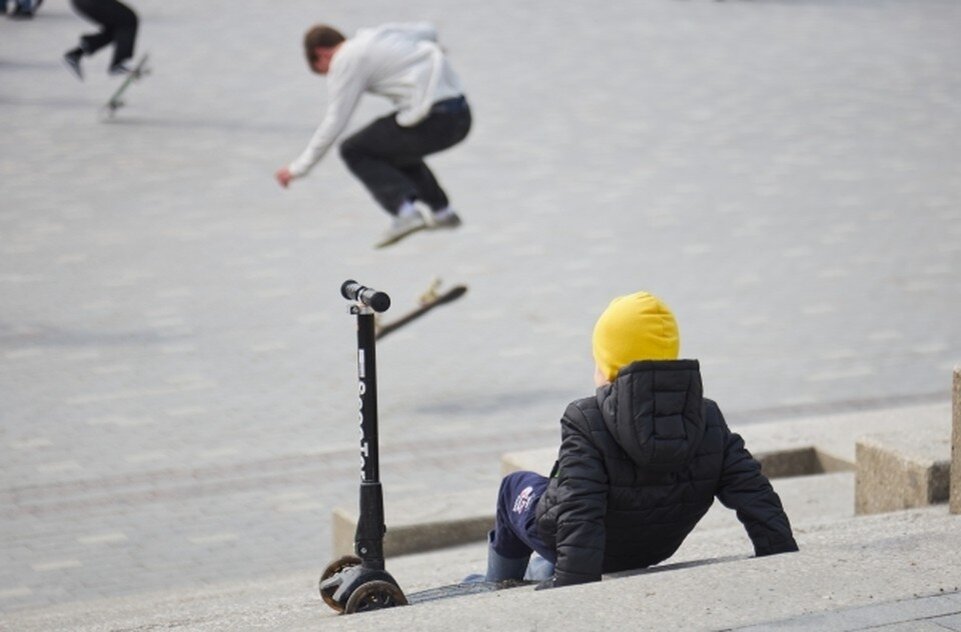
[
  {"left": 8, "top": 0, "right": 33, "bottom": 17},
  {"left": 397, "top": 108, "right": 471, "bottom": 214},
  {"left": 487, "top": 471, "right": 552, "bottom": 581},
  {"left": 79, "top": 27, "right": 114, "bottom": 55},
  {"left": 396, "top": 161, "right": 449, "bottom": 212},
  {"left": 340, "top": 116, "right": 419, "bottom": 216},
  {"left": 339, "top": 107, "right": 471, "bottom": 216},
  {"left": 71, "top": 0, "right": 112, "bottom": 56},
  {"left": 72, "top": 0, "right": 136, "bottom": 66},
  {"left": 104, "top": 0, "right": 137, "bottom": 68}
]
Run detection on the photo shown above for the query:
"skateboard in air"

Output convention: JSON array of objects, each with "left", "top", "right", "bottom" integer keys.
[
  {"left": 374, "top": 278, "right": 467, "bottom": 340},
  {"left": 100, "top": 53, "right": 150, "bottom": 119}
]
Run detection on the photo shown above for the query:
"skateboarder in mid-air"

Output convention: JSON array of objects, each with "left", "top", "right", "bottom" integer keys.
[
  {"left": 480, "top": 292, "right": 798, "bottom": 587},
  {"left": 275, "top": 23, "right": 472, "bottom": 249},
  {"left": 63, "top": 0, "right": 138, "bottom": 79}
]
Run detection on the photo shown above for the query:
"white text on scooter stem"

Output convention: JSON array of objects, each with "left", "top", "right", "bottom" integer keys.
[{"left": 358, "top": 380, "right": 370, "bottom": 476}]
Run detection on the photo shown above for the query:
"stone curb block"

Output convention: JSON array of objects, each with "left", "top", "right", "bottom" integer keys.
[
  {"left": 331, "top": 490, "right": 494, "bottom": 557},
  {"left": 951, "top": 365, "right": 961, "bottom": 514},
  {"left": 855, "top": 427, "right": 951, "bottom": 515}
]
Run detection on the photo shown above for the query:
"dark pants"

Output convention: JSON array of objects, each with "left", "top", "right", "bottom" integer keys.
[
  {"left": 5, "top": 0, "right": 33, "bottom": 13},
  {"left": 71, "top": 0, "right": 138, "bottom": 67},
  {"left": 491, "top": 471, "right": 556, "bottom": 563},
  {"left": 339, "top": 97, "right": 471, "bottom": 216}
]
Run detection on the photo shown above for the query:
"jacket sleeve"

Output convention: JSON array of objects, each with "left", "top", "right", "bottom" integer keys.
[
  {"left": 288, "top": 48, "right": 366, "bottom": 177},
  {"left": 715, "top": 424, "right": 799, "bottom": 557},
  {"left": 552, "top": 404, "right": 609, "bottom": 586}
]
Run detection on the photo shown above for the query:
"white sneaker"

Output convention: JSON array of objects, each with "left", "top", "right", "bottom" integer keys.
[
  {"left": 109, "top": 62, "right": 133, "bottom": 76},
  {"left": 430, "top": 209, "right": 462, "bottom": 229},
  {"left": 374, "top": 213, "right": 428, "bottom": 248}
]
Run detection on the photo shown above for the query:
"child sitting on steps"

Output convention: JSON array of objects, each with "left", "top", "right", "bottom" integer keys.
[{"left": 484, "top": 291, "right": 798, "bottom": 587}]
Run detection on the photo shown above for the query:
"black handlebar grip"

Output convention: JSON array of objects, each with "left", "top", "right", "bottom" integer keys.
[{"left": 341, "top": 280, "right": 391, "bottom": 312}]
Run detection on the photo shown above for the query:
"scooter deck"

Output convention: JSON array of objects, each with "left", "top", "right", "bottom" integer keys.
[{"left": 406, "top": 579, "right": 532, "bottom": 605}]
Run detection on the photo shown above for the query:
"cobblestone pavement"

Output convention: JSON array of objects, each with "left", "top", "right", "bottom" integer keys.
[{"left": 1, "top": 0, "right": 959, "bottom": 613}]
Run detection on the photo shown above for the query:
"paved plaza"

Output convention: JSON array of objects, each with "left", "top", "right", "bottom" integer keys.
[{"left": 1, "top": 0, "right": 960, "bottom": 614}]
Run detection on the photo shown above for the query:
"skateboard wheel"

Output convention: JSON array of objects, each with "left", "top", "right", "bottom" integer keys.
[{"left": 344, "top": 579, "right": 408, "bottom": 614}]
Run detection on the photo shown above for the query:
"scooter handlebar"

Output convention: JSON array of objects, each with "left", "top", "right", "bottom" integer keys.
[{"left": 341, "top": 280, "right": 391, "bottom": 312}]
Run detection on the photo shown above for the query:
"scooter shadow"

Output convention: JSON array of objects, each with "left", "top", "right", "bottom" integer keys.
[{"left": 606, "top": 554, "right": 749, "bottom": 580}]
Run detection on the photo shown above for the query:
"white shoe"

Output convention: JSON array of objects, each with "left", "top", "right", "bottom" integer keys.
[
  {"left": 430, "top": 209, "right": 462, "bottom": 229},
  {"left": 374, "top": 213, "right": 428, "bottom": 248}
]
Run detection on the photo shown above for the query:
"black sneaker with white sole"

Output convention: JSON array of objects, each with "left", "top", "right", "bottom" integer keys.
[{"left": 63, "top": 50, "right": 83, "bottom": 80}]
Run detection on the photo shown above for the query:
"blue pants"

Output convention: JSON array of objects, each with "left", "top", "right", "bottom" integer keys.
[{"left": 491, "top": 471, "right": 556, "bottom": 563}]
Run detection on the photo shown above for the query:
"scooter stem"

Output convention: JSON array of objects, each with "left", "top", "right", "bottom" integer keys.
[{"left": 353, "top": 304, "right": 386, "bottom": 569}]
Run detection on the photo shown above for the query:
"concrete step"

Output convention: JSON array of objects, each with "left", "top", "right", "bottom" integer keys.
[
  {"left": 331, "top": 468, "right": 855, "bottom": 565},
  {"left": 329, "top": 402, "right": 950, "bottom": 559},
  {"left": 331, "top": 488, "right": 494, "bottom": 557},
  {"left": 696, "top": 470, "right": 854, "bottom": 532},
  {"left": 22, "top": 402, "right": 930, "bottom": 632},
  {"left": 4, "top": 506, "right": 959, "bottom": 631},
  {"left": 329, "top": 470, "right": 855, "bottom": 560},
  {"left": 856, "top": 424, "right": 952, "bottom": 515}
]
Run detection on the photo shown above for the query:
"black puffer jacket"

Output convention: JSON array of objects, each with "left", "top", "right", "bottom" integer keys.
[{"left": 536, "top": 359, "right": 797, "bottom": 586}]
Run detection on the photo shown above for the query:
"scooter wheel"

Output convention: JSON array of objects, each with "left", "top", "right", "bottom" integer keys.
[
  {"left": 319, "top": 554, "right": 362, "bottom": 612},
  {"left": 344, "top": 579, "right": 408, "bottom": 614}
]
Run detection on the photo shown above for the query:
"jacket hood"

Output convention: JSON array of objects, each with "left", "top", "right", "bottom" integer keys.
[{"left": 596, "top": 359, "right": 706, "bottom": 471}]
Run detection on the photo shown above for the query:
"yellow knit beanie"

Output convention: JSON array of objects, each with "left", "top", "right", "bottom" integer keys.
[{"left": 592, "top": 291, "right": 680, "bottom": 381}]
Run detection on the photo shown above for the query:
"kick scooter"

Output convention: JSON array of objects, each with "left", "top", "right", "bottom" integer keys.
[
  {"left": 318, "top": 280, "right": 408, "bottom": 614},
  {"left": 318, "top": 280, "right": 533, "bottom": 614}
]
